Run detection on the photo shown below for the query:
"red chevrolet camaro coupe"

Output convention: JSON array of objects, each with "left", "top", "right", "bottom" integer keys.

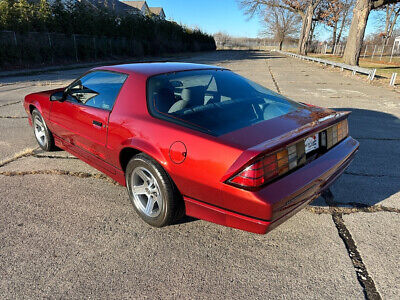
[{"left": 24, "top": 63, "right": 359, "bottom": 234}]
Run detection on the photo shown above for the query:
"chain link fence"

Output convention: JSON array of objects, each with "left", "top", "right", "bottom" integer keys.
[
  {"left": 214, "top": 36, "right": 298, "bottom": 51},
  {"left": 360, "top": 43, "right": 400, "bottom": 63},
  {"left": 0, "top": 31, "right": 144, "bottom": 68},
  {"left": 0, "top": 30, "right": 214, "bottom": 68},
  {"left": 314, "top": 42, "right": 400, "bottom": 63}
]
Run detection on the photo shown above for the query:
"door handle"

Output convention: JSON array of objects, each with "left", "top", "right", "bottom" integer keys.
[{"left": 92, "top": 120, "right": 103, "bottom": 127}]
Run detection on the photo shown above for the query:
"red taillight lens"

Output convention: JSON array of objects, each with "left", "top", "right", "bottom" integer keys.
[
  {"left": 230, "top": 160, "right": 265, "bottom": 187},
  {"left": 228, "top": 143, "right": 302, "bottom": 189}
]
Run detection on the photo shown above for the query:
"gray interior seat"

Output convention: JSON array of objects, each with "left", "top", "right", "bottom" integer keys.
[{"left": 168, "top": 86, "right": 205, "bottom": 113}]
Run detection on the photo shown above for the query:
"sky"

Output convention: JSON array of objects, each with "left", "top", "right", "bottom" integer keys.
[
  {"left": 148, "top": 0, "right": 385, "bottom": 40},
  {"left": 148, "top": 0, "right": 261, "bottom": 37}
]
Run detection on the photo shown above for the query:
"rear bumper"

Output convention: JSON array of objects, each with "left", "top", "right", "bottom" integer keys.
[{"left": 185, "top": 136, "right": 359, "bottom": 234}]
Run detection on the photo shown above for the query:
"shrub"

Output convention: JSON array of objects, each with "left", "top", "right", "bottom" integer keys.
[{"left": 0, "top": 0, "right": 216, "bottom": 67}]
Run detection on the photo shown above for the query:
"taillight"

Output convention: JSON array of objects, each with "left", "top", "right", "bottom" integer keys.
[
  {"left": 327, "top": 119, "right": 348, "bottom": 148},
  {"left": 228, "top": 118, "right": 349, "bottom": 189},
  {"left": 228, "top": 143, "right": 305, "bottom": 189},
  {"left": 230, "top": 160, "right": 265, "bottom": 187}
]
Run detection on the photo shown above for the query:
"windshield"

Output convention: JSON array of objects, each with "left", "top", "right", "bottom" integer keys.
[{"left": 147, "top": 69, "right": 302, "bottom": 136}]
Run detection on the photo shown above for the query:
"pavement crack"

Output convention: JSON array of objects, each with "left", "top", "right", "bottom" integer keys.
[
  {"left": 307, "top": 204, "right": 400, "bottom": 215},
  {"left": 33, "top": 154, "right": 79, "bottom": 160},
  {"left": 267, "top": 64, "right": 281, "bottom": 94},
  {"left": 0, "top": 116, "right": 27, "bottom": 119},
  {"left": 307, "top": 190, "right": 400, "bottom": 215},
  {"left": 0, "top": 101, "right": 21, "bottom": 108},
  {"left": 332, "top": 213, "right": 382, "bottom": 300},
  {"left": 0, "top": 148, "right": 37, "bottom": 168},
  {"left": 0, "top": 169, "right": 118, "bottom": 184}
]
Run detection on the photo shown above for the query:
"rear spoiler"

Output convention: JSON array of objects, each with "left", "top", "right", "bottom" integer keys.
[{"left": 221, "top": 111, "right": 351, "bottom": 183}]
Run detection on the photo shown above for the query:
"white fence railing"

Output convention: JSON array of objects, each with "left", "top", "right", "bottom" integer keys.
[{"left": 275, "top": 50, "right": 377, "bottom": 81}]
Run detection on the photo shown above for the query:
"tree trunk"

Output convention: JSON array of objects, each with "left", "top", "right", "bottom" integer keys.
[
  {"left": 337, "top": 3, "right": 350, "bottom": 46},
  {"left": 308, "top": 21, "right": 315, "bottom": 44},
  {"left": 298, "top": 14, "right": 307, "bottom": 54},
  {"left": 279, "top": 39, "right": 283, "bottom": 50},
  {"left": 298, "top": 5, "right": 314, "bottom": 55},
  {"left": 385, "top": 12, "right": 399, "bottom": 45},
  {"left": 383, "top": 5, "right": 391, "bottom": 45},
  {"left": 332, "top": 25, "right": 337, "bottom": 54},
  {"left": 336, "top": 19, "right": 345, "bottom": 45},
  {"left": 343, "top": 0, "right": 371, "bottom": 66}
]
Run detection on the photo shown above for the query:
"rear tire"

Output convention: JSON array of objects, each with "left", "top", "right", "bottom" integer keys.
[
  {"left": 32, "top": 109, "right": 56, "bottom": 151},
  {"left": 126, "top": 154, "right": 183, "bottom": 227}
]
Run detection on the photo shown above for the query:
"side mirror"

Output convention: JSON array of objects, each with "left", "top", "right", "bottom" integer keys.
[{"left": 50, "top": 91, "right": 65, "bottom": 102}]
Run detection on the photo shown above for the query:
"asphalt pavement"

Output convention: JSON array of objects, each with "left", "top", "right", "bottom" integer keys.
[{"left": 0, "top": 50, "right": 399, "bottom": 299}]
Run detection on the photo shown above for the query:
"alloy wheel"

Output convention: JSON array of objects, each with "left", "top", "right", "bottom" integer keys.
[
  {"left": 130, "top": 166, "right": 163, "bottom": 218},
  {"left": 33, "top": 115, "right": 47, "bottom": 147}
]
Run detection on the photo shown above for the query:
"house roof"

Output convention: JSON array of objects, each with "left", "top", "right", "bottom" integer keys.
[
  {"left": 149, "top": 7, "right": 164, "bottom": 15},
  {"left": 120, "top": 1, "right": 147, "bottom": 10},
  {"left": 84, "top": 0, "right": 131, "bottom": 14}
]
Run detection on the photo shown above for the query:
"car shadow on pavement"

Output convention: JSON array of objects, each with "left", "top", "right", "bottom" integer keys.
[
  {"left": 173, "top": 215, "right": 198, "bottom": 225},
  {"left": 311, "top": 107, "right": 400, "bottom": 208}
]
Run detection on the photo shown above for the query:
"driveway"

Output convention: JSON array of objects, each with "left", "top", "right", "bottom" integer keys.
[{"left": 0, "top": 50, "right": 398, "bottom": 299}]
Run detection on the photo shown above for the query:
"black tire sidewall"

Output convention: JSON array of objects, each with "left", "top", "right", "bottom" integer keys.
[{"left": 126, "top": 154, "right": 176, "bottom": 227}]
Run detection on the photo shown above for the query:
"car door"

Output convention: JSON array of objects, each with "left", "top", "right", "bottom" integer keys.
[{"left": 50, "top": 71, "right": 128, "bottom": 160}]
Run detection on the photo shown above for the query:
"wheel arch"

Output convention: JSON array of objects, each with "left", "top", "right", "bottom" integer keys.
[
  {"left": 119, "top": 147, "right": 141, "bottom": 173},
  {"left": 28, "top": 101, "right": 43, "bottom": 116},
  {"left": 29, "top": 104, "right": 36, "bottom": 114},
  {"left": 119, "top": 138, "right": 169, "bottom": 174}
]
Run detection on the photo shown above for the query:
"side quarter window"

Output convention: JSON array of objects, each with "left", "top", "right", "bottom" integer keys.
[{"left": 67, "top": 71, "right": 128, "bottom": 110}]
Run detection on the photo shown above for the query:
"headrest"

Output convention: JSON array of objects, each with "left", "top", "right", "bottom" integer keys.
[{"left": 181, "top": 86, "right": 205, "bottom": 106}]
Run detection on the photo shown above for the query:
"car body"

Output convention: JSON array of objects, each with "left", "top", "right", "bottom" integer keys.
[{"left": 24, "top": 62, "right": 359, "bottom": 234}]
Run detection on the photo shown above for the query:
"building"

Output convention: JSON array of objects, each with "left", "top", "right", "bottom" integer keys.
[
  {"left": 120, "top": 1, "right": 150, "bottom": 15},
  {"left": 74, "top": 0, "right": 166, "bottom": 19},
  {"left": 119, "top": 1, "right": 166, "bottom": 19},
  {"left": 149, "top": 7, "right": 166, "bottom": 19},
  {"left": 84, "top": 0, "right": 130, "bottom": 14}
]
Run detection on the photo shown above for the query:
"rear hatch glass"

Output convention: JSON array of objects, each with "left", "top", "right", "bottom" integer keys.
[{"left": 147, "top": 69, "right": 304, "bottom": 136}]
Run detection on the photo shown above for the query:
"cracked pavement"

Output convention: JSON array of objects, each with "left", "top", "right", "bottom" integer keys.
[{"left": 0, "top": 50, "right": 399, "bottom": 299}]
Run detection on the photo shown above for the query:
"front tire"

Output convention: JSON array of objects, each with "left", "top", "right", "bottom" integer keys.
[
  {"left": 32, "top": 109, "right": 55, "bottom": 151},
  {"left": 126, "top": 154, "right": 182, "bottom": 227}
]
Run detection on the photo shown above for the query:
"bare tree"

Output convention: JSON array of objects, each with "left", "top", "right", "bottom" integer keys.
[
  {"left": 261, "top": 5, "right": 299, "bottom": 50},
  {"left": 239, "top": 0, "right": 322, "bottom": 55},
  {"left": 379, "top": 3, "right": 400, "bottom": 45},
  {"left": 318, "top": 0, "right": 354, "bottom": 49},
  {"left": 213, "top": 32, "right": 232, "bottom": 48},
  {"left": 343, "top": 0, "right": 400, "bottom": 66}
]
